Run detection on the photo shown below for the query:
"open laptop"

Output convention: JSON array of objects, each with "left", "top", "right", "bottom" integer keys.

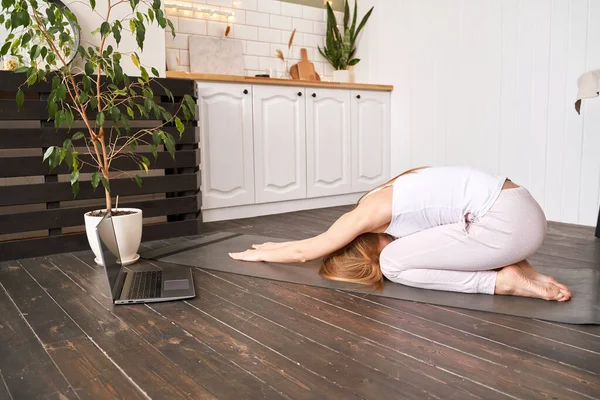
[{"left": 94, "top": 212, "right": 196, "bottom": 304}]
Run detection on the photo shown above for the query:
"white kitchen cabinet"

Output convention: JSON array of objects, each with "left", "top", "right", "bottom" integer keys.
[
  {"left": 351, "top": 90, "right": 391, "bottom": 192},
  {"left": 197, "top": 82, "right": 254, "bottom": 209},
  {"left": 253, "top": 85, "right": 307, "bottom": 203},
  {"left": 306, "top": 88, "right": 352, "bottom": 198}
]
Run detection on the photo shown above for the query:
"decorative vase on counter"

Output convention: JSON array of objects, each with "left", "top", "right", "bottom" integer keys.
[{"left": 332, "top": 69, "right": 351, "bottom": 83}]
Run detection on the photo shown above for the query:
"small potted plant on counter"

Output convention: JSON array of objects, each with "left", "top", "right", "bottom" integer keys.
[
  {"left": 1, "top": 0, "right": 195, "bottom": 265},
  {"left": 319, "top": 0, "right": 374, "bottom": 83}
]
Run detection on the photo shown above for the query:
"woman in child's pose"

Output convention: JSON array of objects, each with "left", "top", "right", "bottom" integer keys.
[{"left": 229, "top": 166, "right": 571, "bottom": 301}]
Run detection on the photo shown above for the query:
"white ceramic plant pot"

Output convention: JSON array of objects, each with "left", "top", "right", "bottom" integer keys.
[
  {"left": 332, "top": 69, "right": 351, "bottom": 83},
  {"left": 84, "top": 208, "right": 143, "bottom": 267}
]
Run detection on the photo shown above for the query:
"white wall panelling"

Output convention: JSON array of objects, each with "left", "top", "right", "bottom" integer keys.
[{"left": 365, "top": 0, "right": 600, "bottom": 226}]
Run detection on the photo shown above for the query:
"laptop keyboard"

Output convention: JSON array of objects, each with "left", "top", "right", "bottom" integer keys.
[{"left": 127, "top": 271, "right": 162, "bottom": 299}]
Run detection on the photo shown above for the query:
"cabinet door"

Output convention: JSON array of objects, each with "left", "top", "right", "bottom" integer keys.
[
  {"left": 351, "top": 91, "right": 391, "bottom": 192},
  {"left": 306, "top": 88, "right": 352, "bottom": 198},
  {"left": 197, "top": 82, "right": 254, "bottom": 209},
  {"left": 253, "top": 86, "right": 306, "bottom": 203}
]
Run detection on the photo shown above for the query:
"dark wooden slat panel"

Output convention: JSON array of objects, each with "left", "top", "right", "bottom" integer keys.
[
  {"left": 0, "top": 263, "right": 77, "bottom": 400},
  {"left": 0, "top": 149, "right": 199, "bottom": 178},
  {"left": 64, "top": 251, "right": 287, "bottom": 400},
  {"left": 0, "top": 173, "right": 198, "bottom": 206},
  {"left": 0, "top": 220, "right": 198, "bottom": 262},
  {"left": 0, "top": 71, "right": 196, "bottom": 97},
  {"left": 0, "top": 261, "right": 148, "bottom": 400},
  {"left": 193, "top": 269, "right": 502, "bottom": 400},
  {"left": 0, "top": 99, "right": 186, "bottom": 120},
  {"left": 0, "top": 196, "right": 198, "bottom": 236},
  {"left": 215, "top": 272, "right": 593, "bottom": 400},
  {"left": 0, "top": 127, "right": 198, "bottom": 149},
  {"left": 16, "top": 258, "right": 215, "bottom": 400}
]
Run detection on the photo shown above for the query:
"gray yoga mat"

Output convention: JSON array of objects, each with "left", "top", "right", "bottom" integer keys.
[{"left": 141, "top": 232, "right": 600, "bottom": 325}]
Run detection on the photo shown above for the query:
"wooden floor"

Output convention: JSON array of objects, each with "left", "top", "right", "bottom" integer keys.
[{"left": 1, "top": 206, "right": 599, "bottom": 400}]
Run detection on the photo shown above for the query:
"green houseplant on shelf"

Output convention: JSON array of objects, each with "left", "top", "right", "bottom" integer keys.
[
  {"left": 318, "top": 0, "right": 374, "bottom": 83},
  {"left": 0, "top": 0, "right": 195, "bottom": 266}
]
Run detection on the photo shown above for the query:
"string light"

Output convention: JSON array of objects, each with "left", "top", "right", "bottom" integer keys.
[{"left": 164, "top": 1, "right": 235, "bottom": 18}]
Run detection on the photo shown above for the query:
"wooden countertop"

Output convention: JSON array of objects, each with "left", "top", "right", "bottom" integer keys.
[{"left": 166, "top": 71, "right": 394, "bottom": 92}]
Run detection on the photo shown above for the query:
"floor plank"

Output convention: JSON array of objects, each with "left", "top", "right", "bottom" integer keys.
[
  {"left": 212, "top": 271, "right": 598, "bottom": 400},
  {"left": 0, "top": 263, "right": 77, "bottom": 400},
  {"left": 70, "top": 251, "right": 286, "bottom": 400},
  {"left": 194, "top": 269, "right": 505, "bottom": 400},
  {"left": 0, "top": 260, "right": 148, "bottom": 400},
  {"left": 18, "top": 256, "right": 215, "bottom": 400},
  {"left": 152, "top": 299, "right": 362, "bottom": 400}
]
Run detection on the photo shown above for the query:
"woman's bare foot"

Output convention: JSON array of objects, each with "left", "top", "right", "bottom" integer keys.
[
  {"left": 495, "top": 265, "right": 568, "bottom": 301},
  {"left": 516, "top": 260, "right": 571, "bottom": 300}
]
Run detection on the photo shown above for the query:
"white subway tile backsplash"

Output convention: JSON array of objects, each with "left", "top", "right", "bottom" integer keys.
[
  {"left": 292, "top": 18, "right": 313, "bottom": 33},
  {"left": 246, "top": 40, "right": 271, "bottom": 56},
  {"left": 259, "top": 56, "right": 280, "bottom": 71},
  {"left": 165, "top": 1, "right": 328, "bottom": 77},
  {"left": 270, "top": 14, "right": 292, "bottom": 30},
  {"left": 246, "top": 11, "right": 270, "bottom": 27},
  {"left": 178, "top": 18, "right": 207, "bottom": 35},
  {"left": 303, "top": 33, "right": 323, "bottom": 48},
  {"left": 280, "top": 2, "right": 303, "bottom": 18},
  {"left": 233, "top": 24, "right": 258, "bottom": 40},
  {"left": 165, "top": 32, "right": 189, "bottom": 49},
  {"left": 302, "top": 5, "right": 325, "bottom": 22},
  {"left": 231, "top": 10, "right": 246, "bottom": 24},
  {"left": 179, "top": 50, "right": 190, "bottom": 66},
  {"left": 244, "top": 55, "right": 260, "bottom": 70},
  {"left": 258, "top": 0, "right": 280, "bottom": 14},
  {"left": 281, "top": 30, "right": 302, "bottom": 46},
  {"left": 258, "top": 27, "right": 281, "bottom": 43},
  {"left": 313, "top": 21, "right": 326, "bottom": 35},
  {"left": 207, "top": 21, "right": 228, "bottom": 37},
  {"left": 233, "top": 0, "right": 257, "bottom": 10},
  {"left": 314, "top": 48, "right": 327, "bottom": 63}
]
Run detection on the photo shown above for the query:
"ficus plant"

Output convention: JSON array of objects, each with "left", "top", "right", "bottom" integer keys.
[
  {"left": 318, "top": 0, "right": 374, "bottom": 71},
  {"left": 0, "top": 0, "right": 195, "bottom": 213}
]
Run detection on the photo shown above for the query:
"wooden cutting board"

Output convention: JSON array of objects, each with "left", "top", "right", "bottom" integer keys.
[{"left": 291, "top": 48, "right": 319, "bottom": 81}]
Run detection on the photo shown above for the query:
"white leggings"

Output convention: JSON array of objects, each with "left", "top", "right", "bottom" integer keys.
[{"left": 379, "top": 187, "right": 548, "bottom": 295}]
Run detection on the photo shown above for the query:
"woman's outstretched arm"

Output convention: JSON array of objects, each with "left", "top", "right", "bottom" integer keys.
[{"left": 229, "top": 202, "right": 390, "bottom": 263}]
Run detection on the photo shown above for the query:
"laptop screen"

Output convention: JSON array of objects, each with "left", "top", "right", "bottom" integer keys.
[{"left": 96, "top": 214, "right": 124, "bottom": 299}]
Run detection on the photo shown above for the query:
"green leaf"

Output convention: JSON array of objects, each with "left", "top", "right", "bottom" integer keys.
[
  {"left": 13, "top": 66, "right": 28, "bottom": 73},
  {"left": 164, "top": 87, "right": 174, "bottom": 103},
  {"left": 85, "top": 61, "right": 94, "bottom": 76},
  {"left": 126, "top": 106, "right": 134, "bottom": 118},
  {"left": 72, "top": 131, "right": 85, "bottom": 141},
  {"left": 112, "top": 21, "right": 122, "bottom": 46},
  {"left": 43, "top": 146, "right": 55, "bottom": 162},
  {"left": 344, "top": 0, "right": 350, "bottom": 28},
  {"left": 134, "top": 175, "right": 143, "bottom": 187},
  {"left": 90, "top": 0, "right": 96, "bottom": 9},
  {"left": 150, "top": 144, "right": 158, "bottom": 160},
  {"left": 63, "top": 138, "right": 72, "bottom": 150},
  {"left": 140, "top": 66, "right": 149, "bottom": 82},
  {"left": 21, "top": 32, "right": 31, "bottom": 47},
  {"left": 96, "top": 111, "right": 105, "bottom": 127},
  {"left": 71, "top": 181, "right": 80, "bottom": 198},
  {"left": 152, "top": 130, "right": 161, "bottom": 145},
  {"left": 0, "top": 42, "right": 10, "bottom": 56},
  {"left": 164, "top": 133, "right": 176, "bottom": 160},
  {"left": 348, "top": 58, "right": 360, "bottom": 66},
  {"left": 91, "top": 171, "right": 101, "bottom": 190},
  {"left": 183, "top": 94, "right": 196, "bottom": 119},
  {"left": 175, "top": 117, "right": 184, "bottom": 135},
  {"left": 167, "top": 18, "right": 176, "bottom": 37},
  {"left": 70, "top": 170, "right": 79, "bottom": 185},
  {"left": 148, "top": 8, "right": 154, "bottom": 22},
  {"left": 151, "top": 67, "right": 159, "bottom": 77},
  {"left": 82, "top": 75, "right": 91, "bottom": 92},
  {"left": 100, "top": 176, "right": 110, "bottom": 192},
  {"left": 100, "top": 21, "right": 110, "bottom": 37},
  {"left": 15, "top": 89, "right": 24, "bottom": 110}
]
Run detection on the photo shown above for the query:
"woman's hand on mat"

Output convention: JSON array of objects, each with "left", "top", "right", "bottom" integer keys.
[
  {"left": 229, "top": 249, "right": 264, "bottom": 262},
  {"left": 252, "top": 242, "right": 288, "bottom": 250}
]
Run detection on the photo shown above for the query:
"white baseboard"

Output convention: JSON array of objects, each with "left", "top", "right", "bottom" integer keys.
[{"left": 201, "top": 193, "right": 362, "bottom": 222}]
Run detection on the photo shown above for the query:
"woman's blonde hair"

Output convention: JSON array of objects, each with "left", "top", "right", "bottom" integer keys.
[{"left": 318, "top": 166, "right": 429, "bottom": 291}]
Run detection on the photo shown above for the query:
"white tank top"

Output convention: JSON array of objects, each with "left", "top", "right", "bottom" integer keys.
[{"left": 376, "top": 166, "right": 506, "bottom": 238}]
